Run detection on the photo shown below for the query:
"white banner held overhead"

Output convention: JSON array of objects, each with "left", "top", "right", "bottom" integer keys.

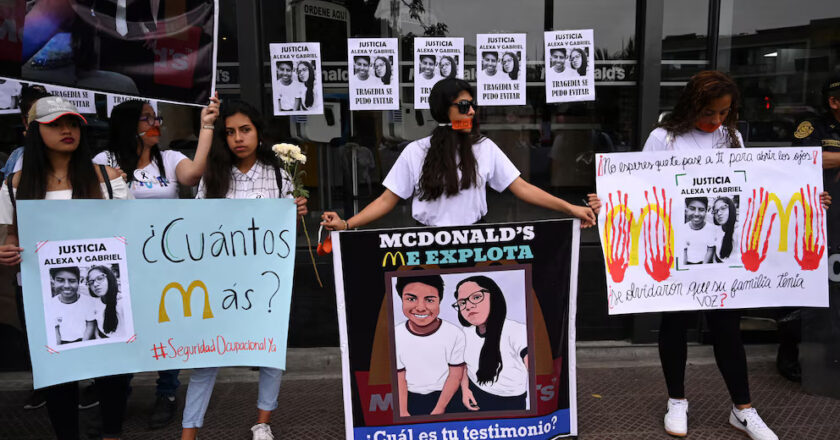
[
  {"left": 544, "top": 29, "right": 595, "bottom": 103},
  {"left": 348, "top": 38, "right": 400, "bottom": 110},
  {"left": 596, "top": 148, "right": 829, "bottom": 315},
  {"left": 106, "top": 95, "right": 159, "bottom": 117},
  {"left": 476, "top": 34, "right": 527, "bottom": 106}
]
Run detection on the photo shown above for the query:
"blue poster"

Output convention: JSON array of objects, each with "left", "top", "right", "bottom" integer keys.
[{"left": 17, "top": 199, "right": 296, "bottom": 388}]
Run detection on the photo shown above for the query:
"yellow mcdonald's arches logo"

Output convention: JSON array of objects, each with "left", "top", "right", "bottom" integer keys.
[
  {"left": 381, "top": 251, "right": 406, "bottom": 267},
  {"left": 158, "top": 280, "right": 215, "bottom": 323}
]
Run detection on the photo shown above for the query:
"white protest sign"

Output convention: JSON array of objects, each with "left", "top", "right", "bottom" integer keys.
[
  {"left": 476, "top": 34, "right": 526, "bottom": 106},
  {"left": 544, "top": 30, "right": 595, "bottom": 103},
  {"left": 0, "top": 77, "right": 96, "bottom": 115},
  {"left": 0, "top": 77, "right": 22, "bottom": 114},
  {"left": 348, "top": 38, "right": 399, "bottom": 110},
  {"left": 413, "top": 37, "right": 464, "bottom": 109},
  {"left": 107, "top": 94, "right": 159, "bottom": 116},
  {"left": 270, "top": 43, "right": 324, "bottom": 115},
  {"left": 596, "top": 148, "right": 829, "bottom": 314},
  {"left": 43, "top": 85, "right": 96, "bottom": 114}
]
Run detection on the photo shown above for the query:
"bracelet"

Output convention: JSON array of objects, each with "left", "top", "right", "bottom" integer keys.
[
  {"left": 343, "top": 220, "right": 349, "bottom": 231},
  {"left": 201, "top": 124, "right": 215, "bottom": 130}
]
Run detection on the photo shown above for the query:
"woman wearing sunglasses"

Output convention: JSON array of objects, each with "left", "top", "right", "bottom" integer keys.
[
  {"left": 453, "top": 276, "right": 528, "bottom": 412},
  {"left": 321, "top": 77, "right": 594, "bottom": 230}
]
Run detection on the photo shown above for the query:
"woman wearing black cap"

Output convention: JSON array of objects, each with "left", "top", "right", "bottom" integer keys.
[{"left": 320, "top": 78, "right": 594, "bottom": 230}]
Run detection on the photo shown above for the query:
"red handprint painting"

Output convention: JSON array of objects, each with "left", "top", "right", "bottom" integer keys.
[
  {"left": 642, "top": 187, "right": 674, "bottom": 282},
  {"left": 793, "top": 185, "right": 825, "bottom": 271},
  {"left": 603, "top": 192, "right": 633, "bottom": 283},
  {"left": 741, "top": 188, "right": 777, "bottom": 272}
]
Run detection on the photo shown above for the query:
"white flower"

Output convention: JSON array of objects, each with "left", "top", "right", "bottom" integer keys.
[
  {"left": 292, "top": 152, "right": 307, "bottom": 164},
  {"left": 272, "top": 143, "right": 298, "bottom": 158}
]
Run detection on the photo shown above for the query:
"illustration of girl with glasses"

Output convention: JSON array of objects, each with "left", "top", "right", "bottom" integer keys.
[
  {"left": 86, "top": 265, "right": 123, "bottom": 338},
  {"left": 321, "top": 78, "right": 595, "bottom": 230},
  {"left": 452, "top": 276, "right": 528, "bottom": 411}
]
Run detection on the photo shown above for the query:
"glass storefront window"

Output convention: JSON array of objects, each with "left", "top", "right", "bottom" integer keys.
[
  {"left": 719, "top": 0, "right": 840, "bottom": 145},
  {"left": 659, "top": 0, "right": 710, "bottom": 118}
]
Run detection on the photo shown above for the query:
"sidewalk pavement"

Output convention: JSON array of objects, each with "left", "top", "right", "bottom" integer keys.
[{"left": 2, "top": 344, "right": 838, "bottom": 439}]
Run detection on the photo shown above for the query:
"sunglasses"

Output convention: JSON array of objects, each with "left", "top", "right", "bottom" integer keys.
[
  {"left": 451, "top": 100, "right": 477, "bottom": 115},
  {"left": 139, "top": 115, "right": 163, "bottom": 124}
]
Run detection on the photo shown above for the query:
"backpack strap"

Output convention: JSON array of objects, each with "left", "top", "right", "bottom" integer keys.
[
  {"left": 273, "top": 164, "right": 289, "bottom": 198},
  {"left": 6, "top": 172, "right": 15, "bottom": 211},
  {"left": 99, "top": 165, "right": 114, "bottom": 199}
]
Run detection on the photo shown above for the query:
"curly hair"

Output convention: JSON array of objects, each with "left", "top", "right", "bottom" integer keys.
[{"left": 659, "top": 70, "right": 741, "bottom": 148}]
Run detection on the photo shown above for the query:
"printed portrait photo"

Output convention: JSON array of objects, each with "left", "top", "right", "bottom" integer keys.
[
  {"left": 387, "top": 266, "right": 534, "bottom": 422},
  {"left": 39, "top": 238, "right": 134, "bottom": 350},
  {"left": 680, "top": 195, "right": 741, "bottom": 266},
  {"left": 372, "top": 55, "right": 394, "bottom": 86}
]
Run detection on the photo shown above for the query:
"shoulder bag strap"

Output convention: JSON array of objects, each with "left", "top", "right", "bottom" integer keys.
[
  {"left": 6, "top": 173, "right": 15, "bottom": 211},
  {"left": 99, "top": 165, "right": 114, "bottom": 199}
]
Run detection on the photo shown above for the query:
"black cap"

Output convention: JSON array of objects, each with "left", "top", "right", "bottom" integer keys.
[{"left": 824, "top": 75, "right": 840, "bottom": 97}]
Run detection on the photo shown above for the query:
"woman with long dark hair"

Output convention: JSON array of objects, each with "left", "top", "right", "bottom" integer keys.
[
  {"left": 0, "top": 97, "right": 132, "bottom": 440},
  {"left": 296, "top": 61, "right": 317, "bottom": 111},
  {"left": 501, "top": 52, "right": 519, "bottom": 81},
  {"left": 569, "top": 48, "right": 588, "bottom": 76},
  {"left": 93, "top": 96, "right": 216, "bottom": 198},
  {"left": 453, "top": 276, "right": 528, "bottom": 411},
  {"left": 321, "top": 78, "right": 594, "bottom": 230},
  {"left": 182, "top": 99, "right": 307, "bottom": 440},
  {"left": 374, "top": 56, "right": 393, "bottom": 86},
  {"left": 86, "top": 265, "right": 122, "bottom": 338},
  {"left": 439, "top": 55, "right": 457, "bottom": 79},
  {"left": 712, "top": 196, "right": 739, "bottom": 263}
]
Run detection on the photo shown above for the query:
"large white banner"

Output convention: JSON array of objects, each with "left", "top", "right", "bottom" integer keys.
[
  {"left": 0, "top": 76, "right": 96, "bottom": 114},
  {"left": 270, "top": 43, "right": 324, "bottom": 115},
  {"left": 596, "top": 147, "right": 829, "bottom": 314},
  {"left": 348, "top": 38, "right": 399, "bottom": 110},
  {"left": 544, "top": 30, "right": 595, "bottom": 103},
  {"left": 476, "top": 34, "right": 526, "bottom": 106},
  {"left": 413, "top": 37, "right": 464, "bottom": 109}
]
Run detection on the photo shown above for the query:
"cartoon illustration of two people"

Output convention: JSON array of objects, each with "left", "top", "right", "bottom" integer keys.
[{"left": 394, "top": 274, "right": 529, "bottom": 417}]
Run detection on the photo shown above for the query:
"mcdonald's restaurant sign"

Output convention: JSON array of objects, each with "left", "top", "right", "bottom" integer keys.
[
  {"left": 16, "top": 199, "right": 298, "bottom": 388},
  {"left": 331, "top": 220, "right": 581, "bottom": 438},
  {"left": 595, "top": 147, "right": 830, "bottom": 315}
]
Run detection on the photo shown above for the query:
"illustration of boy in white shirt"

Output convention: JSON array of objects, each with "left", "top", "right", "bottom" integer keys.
[{"left": 394, "top": 274, "right": 466, "bottom": 416}]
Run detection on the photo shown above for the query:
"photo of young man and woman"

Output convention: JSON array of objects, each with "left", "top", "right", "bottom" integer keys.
[
  {"left": 389, "top": 269, "right": 533, "bottom": 421},
  {"left": 680, "top": 195, "right": 741, "bottom": 265},
  {"left": 353, "top": 55, "right": 394, "bottom": 86},
  {"left": 272, "top": 60, "right": 322, "bottom": 114},
  {"left": 42, "top": 263, "right": 133, "bottom": 349}
]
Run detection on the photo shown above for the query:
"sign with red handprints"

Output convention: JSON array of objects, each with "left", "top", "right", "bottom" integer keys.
[{"left": 596, "top": 148, "right": 828, "bottom": 315}]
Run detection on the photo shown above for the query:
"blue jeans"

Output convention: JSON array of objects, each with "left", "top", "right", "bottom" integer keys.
[
  {"left": 156, "top": 370, "right": 181, "bottom": 397},
  {"left": 181, "top": 367, "right": 283, "bottom": 429}
]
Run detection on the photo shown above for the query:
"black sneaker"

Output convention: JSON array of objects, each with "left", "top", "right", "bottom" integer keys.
[
  {"left": 149, "top": 395, "right": 177, "bottom": 429},
  {"left": 23, "top": 390, "right": 46, "bottom": 410},
  {"left": 78, "top": 383, "right": 99, "bottom": 410}
]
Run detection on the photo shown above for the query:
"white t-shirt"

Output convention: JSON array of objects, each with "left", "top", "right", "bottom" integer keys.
[
  {"left": 49, "top": 294, "right": 97, "bottom": 343},
  {"left": 714, "top": 221, "right": 741, "bottom": 263},
  {"left": 643, "top": 126, "right": 745, "bottom": 151},
  {"left": 681, "top": 222, "right": 716, "bottom": 263},
  {"left": 383, "top": 136, "right": 520, "bottom": 226},
  {"left": 93, "top": 150, "right": 187, "bottom": 199},
  {"left": 92, "top": 294, "right": 126, "bottom": 337},
  {"left": 276, "top": 81, "right": 305, "bottom": 111},
  {"left": 0, "top": 177, "right": 133, "bottom": 225},
  {"left": 395, "top": 319, "right": 466, "bottom": 395},
  {"left": 464, "top": 319, "right": 529, "bottom": 397}
]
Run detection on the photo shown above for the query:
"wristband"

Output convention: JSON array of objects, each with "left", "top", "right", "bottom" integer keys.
[
  {"left": 201, "top": 124, "right": 215, "bottom": 130},
  {"left": 343, "top": 220, "right": 349, "bottom": 230}
]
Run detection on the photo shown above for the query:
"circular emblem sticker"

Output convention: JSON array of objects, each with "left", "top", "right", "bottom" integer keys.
[
  {"left": 248, "top": 192, "right": 266, "bottom": 199},
  {"left": 794, "top": 121, "right": 814, "bottom": 139},
  {"left": 133, "top": 169, "right": 153, "bottom": 183}
]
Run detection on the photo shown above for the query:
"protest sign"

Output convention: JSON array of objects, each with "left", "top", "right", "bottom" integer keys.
[
  {"left": 414, "top": 37, "right": 464, "bottom": 109},
  {"left": 476, "top": 34, "right": 526, "bottom": 106},
  {"left": 595, "top": 148, "right": 829, "bottom": 315},
  {"left": 0, "top": 76, "right": 96, "bottom": 114},
  {"left": 17, "top": 199, "right": 297, "bottom": 388},
  {"left": 333, "top": 220, "right": 579, "bottom": 439},
  {"left": 348, "top": 38, "right": 399, "bottom": 110},
  {"left": 544, "top": 30, "right": 594, "bottom": 103},
  {"left": 106, "top": 93, "right": 159, "bottom": 116},
  {"left": 0, "top": 0, "right": 218, "bottom": 105},
  {"left": 270, "top": 42, "right": 324, "bottom": 115}
]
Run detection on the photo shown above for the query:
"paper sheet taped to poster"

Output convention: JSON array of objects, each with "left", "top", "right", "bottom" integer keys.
[{"left": 595, "top": 147, "right": 829, "bottom": 315}]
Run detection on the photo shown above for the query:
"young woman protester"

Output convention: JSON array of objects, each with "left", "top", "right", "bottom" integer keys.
[
  {"left": 320, "top": 77, "right": 595, "bottom": 230},
  {"left": 92, "top": 95, "right": 218, "bottom": 429},
  {"left": 0, "top": 97, "right": 132, "bottom": 440},
  {"left": 588, "top": 71, "right": 830, "bottom": 440},
  {"left": 181, "top": 99, "right": 307, "bottom": 440}
]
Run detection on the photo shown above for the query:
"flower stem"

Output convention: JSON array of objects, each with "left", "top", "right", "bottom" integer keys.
[{"left": 300, "top": 216, "right": 323, "bottom": 288}]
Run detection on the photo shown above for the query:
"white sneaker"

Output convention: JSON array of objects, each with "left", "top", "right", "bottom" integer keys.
[
  {"left": 251, "top": 423, "right": 275, "bottom": 440},
  {"left": 664, "top": 398, "right": 688, "bottom": 437},
  {"left": 729, "top": 407, "right": 778, "bottom": 440}
]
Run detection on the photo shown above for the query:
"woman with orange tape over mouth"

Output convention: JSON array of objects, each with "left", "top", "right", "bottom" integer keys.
[{"left": 321, "top": 77, "right": 595, "bottom": 232}]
